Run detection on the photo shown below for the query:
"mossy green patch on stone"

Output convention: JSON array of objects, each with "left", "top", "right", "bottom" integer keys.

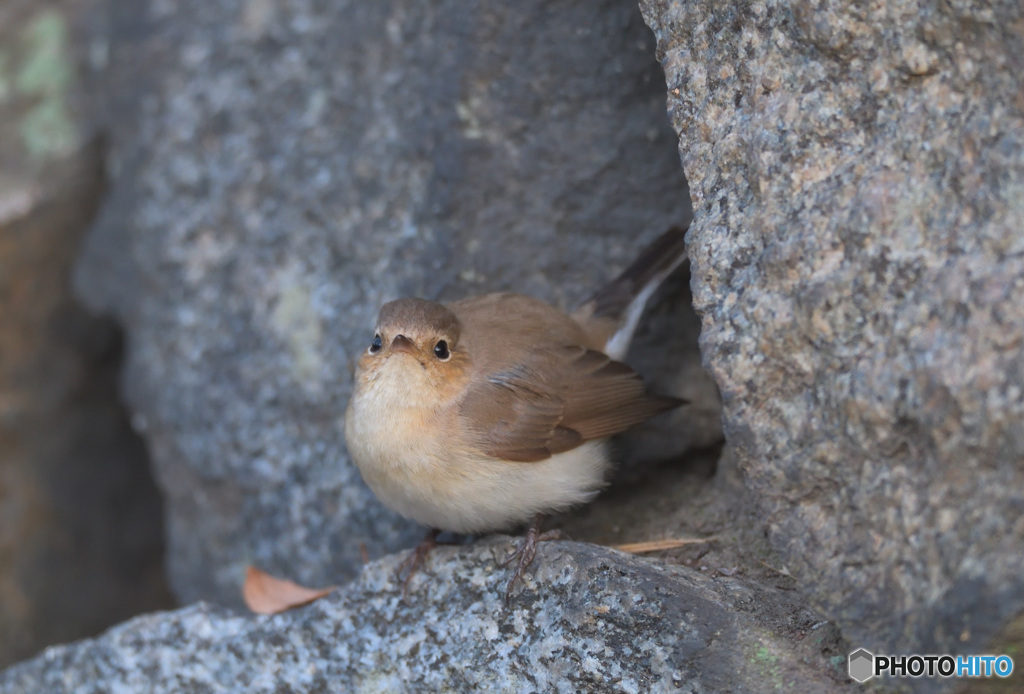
[
  {"left": 19, "top": 98, "right": 77, "bottom": 160},
  {"left": 750, "top": 641, "right": 787, "bottom": 691},
  {"left": 752, "top": 643, "right": 776, "bottom": 665},
  {"left": 15, "top": 10, "right": 77, "bottom": 160},
  {"left": 16, "top": 11, "right": 72, "bottom": 95}
]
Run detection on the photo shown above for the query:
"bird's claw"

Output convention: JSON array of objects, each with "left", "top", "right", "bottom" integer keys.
[
  {"left": 503, "top": 518, "right": 562, "bottom": 600},
  {"left": 397, "top": 529, "right": 441, "bottom": 599}
]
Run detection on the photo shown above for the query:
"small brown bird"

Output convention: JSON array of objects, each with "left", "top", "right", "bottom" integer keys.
[{"left": 345, "top": 227, "right": 687, "bottom": 596}]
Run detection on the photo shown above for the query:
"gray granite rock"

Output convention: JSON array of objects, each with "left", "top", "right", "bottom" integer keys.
[
  {"left": 0, "top": 541, "right": 848, "bottom": 692},
  {"left": 74, "top": 0, "right": 711, "bottom": 607},
  {"left": 641, "top": 0, "right": 1024, "bottom": 660}
]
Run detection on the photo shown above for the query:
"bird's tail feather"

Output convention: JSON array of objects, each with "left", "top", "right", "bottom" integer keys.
[{"left": 574, "top": 226, "right": 688, "bottom": 360}]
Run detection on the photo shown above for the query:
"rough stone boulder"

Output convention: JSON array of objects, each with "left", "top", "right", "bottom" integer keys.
[
  {"left": 640, "top": 0, "right": 1024, "bottom": 658},
  {"left": 73, "top": 0, "right": 715, "bottom": 606},
  {"left": 0, "top": 542, "right": 847, "bottom": 692}
]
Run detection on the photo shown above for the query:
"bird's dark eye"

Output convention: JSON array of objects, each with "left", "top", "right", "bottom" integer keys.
[
  {"left": 433, "top": 340, "right": 450, "bottom": 361},
  {"left": 369, "top": 334, "right": 382, "bottom": 354}
]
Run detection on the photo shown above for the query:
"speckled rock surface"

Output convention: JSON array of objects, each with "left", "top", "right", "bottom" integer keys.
[
  {"left": 73, "top": 0, "right": 713, "bottom": 606},
  {"left": 0, "top": 541, "right": 848, "bottom": 692},
  {"left": 641, "top": 0, "right": 1024, "bottom": 658}
]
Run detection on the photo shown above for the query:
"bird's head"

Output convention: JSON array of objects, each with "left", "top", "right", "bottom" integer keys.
[{"left": 354, "top": 297, "right": 469, "bottom": 407}]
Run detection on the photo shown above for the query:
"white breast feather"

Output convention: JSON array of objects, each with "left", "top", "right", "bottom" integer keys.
[{"left": 346, "top": 376, "right": 611, "bottom": 533}]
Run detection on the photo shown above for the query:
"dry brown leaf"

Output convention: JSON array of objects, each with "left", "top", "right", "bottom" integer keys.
[
  {"left": 242, "top": 566, "right": 336, "bottom": 615},
  {"left": 611, "top": 537, "right": 716, "bottom": 554}
]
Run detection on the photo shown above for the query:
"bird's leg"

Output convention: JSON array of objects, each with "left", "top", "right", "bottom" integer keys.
[
  {"left": 396, "top": 528, "right": 441, "bottom": 597},
  {"left": 503, "top": 515, "right": 563, "bottom": 600}
]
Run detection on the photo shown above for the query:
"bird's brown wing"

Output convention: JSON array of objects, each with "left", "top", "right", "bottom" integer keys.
[{"left": 458, "top": 346, "right": 681, "bottom": 462}]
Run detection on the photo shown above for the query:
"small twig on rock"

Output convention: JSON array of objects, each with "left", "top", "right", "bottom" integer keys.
[
  {"left": 760, "top": 560, "right": 793, "bottom": 578},
  {"left": 611, "top": 537, "right": 716, "bottom": 554}
]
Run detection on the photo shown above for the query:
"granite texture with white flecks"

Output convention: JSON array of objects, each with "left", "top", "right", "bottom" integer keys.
[
  {"left": 0, "top": 541, "right": 846, "bottom": 693},
  {"left": 640, "top": 0, "right": 1024, "bottom": 661}
]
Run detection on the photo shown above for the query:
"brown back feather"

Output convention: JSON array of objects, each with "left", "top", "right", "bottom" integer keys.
[{"left": 456, "top": 333, "right": 681, "bottom": 462}]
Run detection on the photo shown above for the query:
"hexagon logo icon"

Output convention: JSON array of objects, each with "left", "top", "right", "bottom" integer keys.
[{"left": 849, "top": 649, "right": 875, "bottom": 682}]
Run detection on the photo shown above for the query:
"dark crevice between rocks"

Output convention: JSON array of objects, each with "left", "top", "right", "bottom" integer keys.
[
  {"left": 550, "top": 155, "right": 732, "bottom": 565},
  {"left": 543, "top": 18, "right": 744, "bottom": 566},
  {"left": 0, "top": 139, "right": 175, "bottom": 669},
  {"left": 550, "top": 213, "right": 792, "bottom": 591},
  {"left": 551, "top": 21, "right": 847, "bottom": 682}
]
